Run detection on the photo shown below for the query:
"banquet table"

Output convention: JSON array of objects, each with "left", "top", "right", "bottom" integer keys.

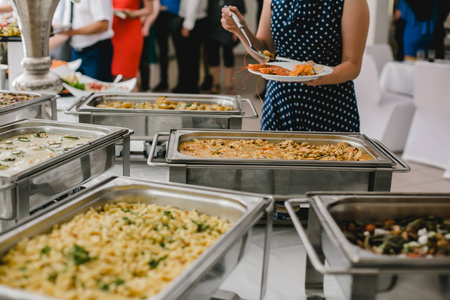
[
  {"left": 379, "top": 59, "right": 450, "bottom": 96},
  {"left": 54, "top": 96, "right": 445, "bottom": 300}
]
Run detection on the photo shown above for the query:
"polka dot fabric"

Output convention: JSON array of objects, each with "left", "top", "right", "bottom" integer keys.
[{"left": 261, "top": 0, "right": 360, "bottom": 132}]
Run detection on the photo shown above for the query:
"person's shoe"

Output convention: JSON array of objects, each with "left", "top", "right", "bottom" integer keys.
[
  {"left": 225, "top": 86, "right": 234, "bottom": 95},
  {"left": 153, "top": 82, "right": 168, "bottom": 92},
  {"left": 205, "top": 85, "right": 220, "bottom": 94},
  {"left": 200, "top": 74, "right": 213, "bottom": 91}
]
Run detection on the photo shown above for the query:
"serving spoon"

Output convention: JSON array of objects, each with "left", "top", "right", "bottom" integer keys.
[{"left": 225, "top": 6, "right": 299, "bottom": 64}]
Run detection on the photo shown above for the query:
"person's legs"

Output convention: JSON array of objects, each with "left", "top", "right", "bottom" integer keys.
[
  {"left": 72, "top": 40, "right": 113, "bottom": 82},
  {"left": 154, "top": 12, "right": 172, "bottom": 90},
  {"left": 139, "top": 35, "right": 150, "bottom": 91},
  {"left": 204, "top": 37, "right": 221, "bottom": 93},
  {"left": 223, "top": 43, "right": 235, "bottom": 94}
]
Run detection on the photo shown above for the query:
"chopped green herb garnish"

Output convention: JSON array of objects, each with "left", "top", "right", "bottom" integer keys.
[
  {"left": 41, "top": 245, "right": 51, "bottom": 256},
  {"left": 69, "top": 245, "right": 91, "bottom": 265},
  {"left": 63, "top": 135, "right": 79, "bottom": 140},
  {"left": 17, "top": 137, "right": 30, "bottom": 142}
]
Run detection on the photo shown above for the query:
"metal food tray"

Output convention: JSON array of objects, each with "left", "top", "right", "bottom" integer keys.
[
  {"left": 0, "top": 119, "right": 132, "bottom": 228},
  {"left": 0, "top": 176, "right": 273, "bottom": 300},
  {"left": 286, "top": 193, "right": 450, "bottom": 300},
  {"left": 65, "top": 92, "right": 258, "bottom": 140},
  {"left": 0, "top": 90, "right": 57, "bottom": 125},
  {"left": 148, "top": 129, "right": 410, "bottom": 197}
]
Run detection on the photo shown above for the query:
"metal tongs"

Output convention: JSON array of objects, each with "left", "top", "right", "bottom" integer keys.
[{"left": 225, "top": 6, "right": 299, "bottom": 64}]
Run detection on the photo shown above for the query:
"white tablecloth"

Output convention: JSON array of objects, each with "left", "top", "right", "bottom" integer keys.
[{"left": 380, "top": 60, "right": 450, "bottom": 97}]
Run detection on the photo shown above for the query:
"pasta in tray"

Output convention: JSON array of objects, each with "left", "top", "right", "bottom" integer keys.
[
  {"left": 0, "top": 202, "right": 231, "bottom": 300},
  {"left": 179, "top": 139, "right": 373, "bottom": 161}
]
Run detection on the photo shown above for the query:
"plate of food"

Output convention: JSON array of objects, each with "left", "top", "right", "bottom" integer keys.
[
  {"left": 247, "top": 61, "right": 333, "bottom": 82},
  {"left": 61, "top": 73, "right": 137, "bottom": 97},
  {"left": 51, "top": 58, "right": 82, "bottom": 75}
]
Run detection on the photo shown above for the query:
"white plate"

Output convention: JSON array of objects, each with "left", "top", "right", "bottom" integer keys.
[
  {"left": 248, "top": 61, "right": 333, "bottom": 82},
  {"left": 51, "top": 59, "right": 82, "bottom": 76},
  {"left": 62, "top": 73, "right": 137, "bottom": 98}
]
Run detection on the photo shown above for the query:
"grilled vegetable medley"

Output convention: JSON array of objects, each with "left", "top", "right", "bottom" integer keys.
[{"left": 340, "top": 216, "right": 450, "bottom": 257}]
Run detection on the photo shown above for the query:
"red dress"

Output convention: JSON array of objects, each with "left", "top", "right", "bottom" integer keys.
[{"left": 111, "top": 0, "right": 143, "bottom": 78}]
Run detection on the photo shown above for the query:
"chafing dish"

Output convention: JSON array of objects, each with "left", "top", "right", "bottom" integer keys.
[
  {"left": 0, "top": 119, "right": 132, "bottom": 229},
  {"left": 65, "top": 92, "right": 258, "bottom": 140},
  {"left": 286, "top": 193, "right": 450, "bottom": 300},
  {"left": 148, "top": 129, "right": 410, "bottom": 196},
  {"left": 0, "top": 176, "right": 273, "bottom": 300},
  {"left": 0, "top": 90, "right": 57, "bottom": 125}
]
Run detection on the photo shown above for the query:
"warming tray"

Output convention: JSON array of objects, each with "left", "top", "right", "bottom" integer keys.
[
  {"left": 0, "top": 119, "right": 132, "bottom": 227},
  {"left": 148, "top": 129, "right": 410, "bottom": 197},
  {"left": 286, "top": 193, "right": 450, "bottom": 300},
  {"left": 65, "top": 92, "right": 258, "bottom": 140},
  {"left": 0, "top": 176, "right": 273, "bottom": 300},
  {"left": 0, "top": 90, "right": 57, "bottom": 125}
]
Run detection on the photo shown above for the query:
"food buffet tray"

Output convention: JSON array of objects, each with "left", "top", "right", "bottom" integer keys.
[
  {"left": 286, "top": 193, "right": 450, "bottom": 300},
  {"left": 148, "top": 129, "right": 410, "bottom": 197},
  {"left": 0, "top": 176, "right": 273, "bottom": 300},
  {"left": 0, "top": 90, "right": 57, "bottom": 125},
  {"left": 0, "top": 119, "right": 131, "bottom": 224},
  {"left": 65, "top": 92, "right": 258, "bottom": 140}
]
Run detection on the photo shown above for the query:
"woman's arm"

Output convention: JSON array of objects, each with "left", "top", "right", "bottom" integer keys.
[
  {"left": 60, "top": 20, "right": 109, "bottom": 36},
  {"left": 307, "top": 0, "right": 369, "bottom": 86},
  {"left": 141, "top": 0, "right": 160, "bottom": 37},
  {"left": 221, "top": 0, "right": 274, "bottom": 63},
  {"left": 123, "top": 0, "right": 153, "bottom": 19}
]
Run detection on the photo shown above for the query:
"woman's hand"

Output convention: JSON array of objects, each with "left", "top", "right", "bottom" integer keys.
[{"left": 221, "top": 6, "right": 246, "bottom": 36}]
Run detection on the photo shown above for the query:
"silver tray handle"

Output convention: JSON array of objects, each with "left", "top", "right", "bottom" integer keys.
[
  {"left": 65, "top": 96, "right": 89, "bottom": 114},
  {"left": 369, "top": 139, "right": 410, "bottom": 173},
  {"left": 240, "top": 98, "right": 259, "bottom": 119},
  {"left": 147, "top": 132, "right": 170, "bottom": 167}
]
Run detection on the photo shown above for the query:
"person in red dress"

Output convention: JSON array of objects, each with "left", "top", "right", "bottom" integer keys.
[{"left": 111, "top": 0, "right": 153, "bottom": 88}]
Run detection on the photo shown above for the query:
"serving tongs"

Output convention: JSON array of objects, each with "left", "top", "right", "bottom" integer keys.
[{"left": 225, "top": 6, "right": 299, "bottom": 64}]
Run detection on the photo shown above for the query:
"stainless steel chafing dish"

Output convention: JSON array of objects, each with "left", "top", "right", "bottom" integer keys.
[
  {"left": 0, "top": 176, "right": 273, "bottom": 300},
  {"left": 148, "top": 129, "right": 410, "bottom": 197},
  {"left": 65, "top": 92, "right": 258, "bottom": 140},
  {"left": 286, "top": 193, "right": 450, "bottom": 300},
  {"left": 0, "top": 90, "right": 57, "bottom": 125},
  {"left": 0, "top": 119, "right": 132, "bottom": 230}
]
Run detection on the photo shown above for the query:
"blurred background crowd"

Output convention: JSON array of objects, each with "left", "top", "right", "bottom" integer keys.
[{"left": 0, "top": 0, "right": 449, "bottom": 97}]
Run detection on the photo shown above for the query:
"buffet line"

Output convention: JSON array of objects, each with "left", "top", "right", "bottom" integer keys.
[{"left": 0, "top": 89, "right": 448, "bottom": 300}]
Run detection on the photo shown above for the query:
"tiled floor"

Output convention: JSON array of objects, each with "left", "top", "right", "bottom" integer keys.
[{"left": 147, "top": 54, "right": 450, "bottom": 194}]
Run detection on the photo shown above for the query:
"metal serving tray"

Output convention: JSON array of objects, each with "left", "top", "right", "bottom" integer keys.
[
  {"left": 0, "top": 176, "right": 273, "bottom": 300},
  {"left": 286, "top": 193, "right": 450, "bottom": 300},
  {"left": 148, "top": 129, "right": 410, "bottom": 197},
  {"left": 0, "top": 90, "right": 57, "bottom": 125},
  {"left": 65, "top": 92, "right": 258, "bottom": 140},
  {"left": 0, "top": 119, "right": 132, "bottom": 228}
]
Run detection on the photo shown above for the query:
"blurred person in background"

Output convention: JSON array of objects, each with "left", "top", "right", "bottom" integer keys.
[
  {"left": 172, "top": 0, "right": 208, "bottom": 94},
  {"left": 152, "top": 0, "right": 180, "bottom": 92},
  {"left": 111, "top": 0, "right": 153, "bottom": 89},
  {"left": 394, "top": 0, "right": 440, "bottom": 60},
  {"left": 203, "top": 0, "right": 246, "bottom": 95},
  {"left": 53, "top": 0, "right": 115, "bottom": 82},
  {"left": 222, "top": 0, "right": 369, "bottom": 132},
  {"left": 139, "top": 0, "right": 160, "bottom": 92}
]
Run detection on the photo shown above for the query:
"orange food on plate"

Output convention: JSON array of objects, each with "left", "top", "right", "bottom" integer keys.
[
  {"left": 247, "top": 63, "right": 291, "bottom": 76},
  {"left": 51, "top": 60, "right": 68, "bottom": 69},
  {"left": 289, "top": 64, "right": 315, "bottom": 76}
]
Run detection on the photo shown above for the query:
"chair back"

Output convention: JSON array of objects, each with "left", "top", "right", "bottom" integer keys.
[
  {"left": 414, "top": 61, "right": 450, "bottom": 114},
  {"left": 365, "top": 44, "right": 394, "bottom": 75},
  {"left": 354, "top": 54, "right": 381, "bottom": 105}
]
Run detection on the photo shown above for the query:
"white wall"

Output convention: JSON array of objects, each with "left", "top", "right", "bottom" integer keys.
[{"left": 367, "top": 0, "right": 391, "bottom": 45}]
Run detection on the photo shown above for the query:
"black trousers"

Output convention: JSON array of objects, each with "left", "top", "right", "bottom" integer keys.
[
  {"left": 154, "top": 11, "right": 180, "bottom": 85},
  {"left": 175, "top": 17, "right": 208, "bottom": 93}
]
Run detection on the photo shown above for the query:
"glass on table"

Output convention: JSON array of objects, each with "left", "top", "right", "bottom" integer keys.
[
  {"left": 416, "top": 49, "right": 426, "bottom": 61},
  {"left": 428, "top": 49, "right": 436, "bottom": 62}
]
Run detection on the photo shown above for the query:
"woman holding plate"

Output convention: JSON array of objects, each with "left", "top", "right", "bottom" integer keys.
[{"left": 221, "top": 0, "right": 369, "bottom": 132}]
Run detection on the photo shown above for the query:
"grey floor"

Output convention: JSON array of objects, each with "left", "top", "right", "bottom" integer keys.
[{"left": 147, "top": 53, "right": 450, "bottom": 194}]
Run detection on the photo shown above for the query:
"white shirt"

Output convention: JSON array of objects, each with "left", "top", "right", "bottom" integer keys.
[
  {"left": 69, "top": 0, "right": 114, "bottom": 49},
  {"left": 178, "top": 0, "right": 208, "bottom": 31}
]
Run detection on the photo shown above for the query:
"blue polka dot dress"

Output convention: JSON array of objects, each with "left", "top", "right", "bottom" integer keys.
[{"left": 261, "top": 0, "right": 360, "bottom": 132}]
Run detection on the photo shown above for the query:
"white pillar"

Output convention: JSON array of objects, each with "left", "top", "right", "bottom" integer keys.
[{"left": 367, "top": 0, "right": 392, "bottom": 45}]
